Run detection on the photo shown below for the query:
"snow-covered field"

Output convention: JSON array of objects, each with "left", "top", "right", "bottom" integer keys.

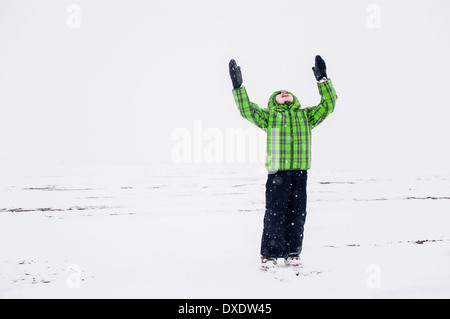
[{"left": 0, "top": 163, "right": 449, "bottom": 299}]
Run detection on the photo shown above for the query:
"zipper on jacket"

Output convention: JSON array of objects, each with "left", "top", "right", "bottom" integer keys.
[{"left": 288, "top": 110, "right": 294, "bottom": 170}]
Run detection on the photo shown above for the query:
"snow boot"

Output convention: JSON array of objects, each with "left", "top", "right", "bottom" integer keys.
[
  {"left": 284, "top": 255, "right": 302, "bottom": 268},
  {"left": 260, "top": 256, "right": 277, "bottom": 272}
]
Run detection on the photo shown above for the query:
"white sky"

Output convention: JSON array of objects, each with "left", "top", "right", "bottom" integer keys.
[{"left": 0, "top": 0, "right": 449, "bottom": 172}]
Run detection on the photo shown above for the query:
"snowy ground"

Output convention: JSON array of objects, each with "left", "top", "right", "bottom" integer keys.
[{"left": 0, "top": 163, "right": 449, "bottom": 299}]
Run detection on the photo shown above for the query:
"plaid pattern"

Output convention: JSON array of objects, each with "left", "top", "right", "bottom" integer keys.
[{"left": 232, "top": 79, "right": 337, "bottom": 172}]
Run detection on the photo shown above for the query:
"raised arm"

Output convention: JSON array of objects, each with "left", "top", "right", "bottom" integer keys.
[
  {"left": 229, "top": 59, "right": 269, "bottom": 130},
  {"left": 305, "top": 55, "right": 338, "bottom": 128}
]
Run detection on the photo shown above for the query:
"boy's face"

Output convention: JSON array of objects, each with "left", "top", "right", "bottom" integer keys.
[{"left": 275, "top": 90, "right": 294, "bottom": 104}]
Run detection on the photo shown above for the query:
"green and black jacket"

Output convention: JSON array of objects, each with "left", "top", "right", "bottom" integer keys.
[{"left": 232, "top": 79, "right": 337, "bottom": 172}]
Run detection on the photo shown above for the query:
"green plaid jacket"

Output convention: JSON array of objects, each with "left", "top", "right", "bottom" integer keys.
[{"left": 232, "top": 79, "right": 337, "bottom": 172}]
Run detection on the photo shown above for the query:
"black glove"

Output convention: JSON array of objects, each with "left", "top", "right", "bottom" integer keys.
[
  {"left": 229, "top": 59, "right": 243, "bottom": 89},
  {"left": 312, "top": 55, "right": 327, "bottom": 81}
]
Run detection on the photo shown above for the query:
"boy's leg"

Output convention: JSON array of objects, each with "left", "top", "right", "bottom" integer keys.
[
  {"left": 285, "top": 170, "right": 308, "bottom": 256},
  {"left": 261, "top": 170, "right": 292, "bottom": 258}
]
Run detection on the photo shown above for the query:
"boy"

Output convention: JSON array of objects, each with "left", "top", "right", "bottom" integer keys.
[{"left": 229, "top": 56, "right": 337, "bottom": 271}]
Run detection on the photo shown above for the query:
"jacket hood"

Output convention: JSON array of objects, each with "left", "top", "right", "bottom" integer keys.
[{"left": 267, "top": 90, "right": 301, "bottom": 111}]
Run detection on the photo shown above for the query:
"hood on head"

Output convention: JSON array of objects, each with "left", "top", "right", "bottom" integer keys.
[{"left": 268, "top": 90, "right": 301, "bottom": 111}]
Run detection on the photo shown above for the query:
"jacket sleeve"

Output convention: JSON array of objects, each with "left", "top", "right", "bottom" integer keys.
[
  {"left": 232, "top": 86, "right": 269, "bottom": 131},
  {"left": 304, "top": 79, "right": 337, "bottom": 129}
]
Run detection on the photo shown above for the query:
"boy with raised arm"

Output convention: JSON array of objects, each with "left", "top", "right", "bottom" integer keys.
[{"left": 229, "top": 56, "right": 338, "bottom": 271}]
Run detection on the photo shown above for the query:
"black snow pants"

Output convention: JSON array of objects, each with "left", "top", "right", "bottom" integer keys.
[{"left": 260, "top": 170, "right": 308, "bottom": 258}]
